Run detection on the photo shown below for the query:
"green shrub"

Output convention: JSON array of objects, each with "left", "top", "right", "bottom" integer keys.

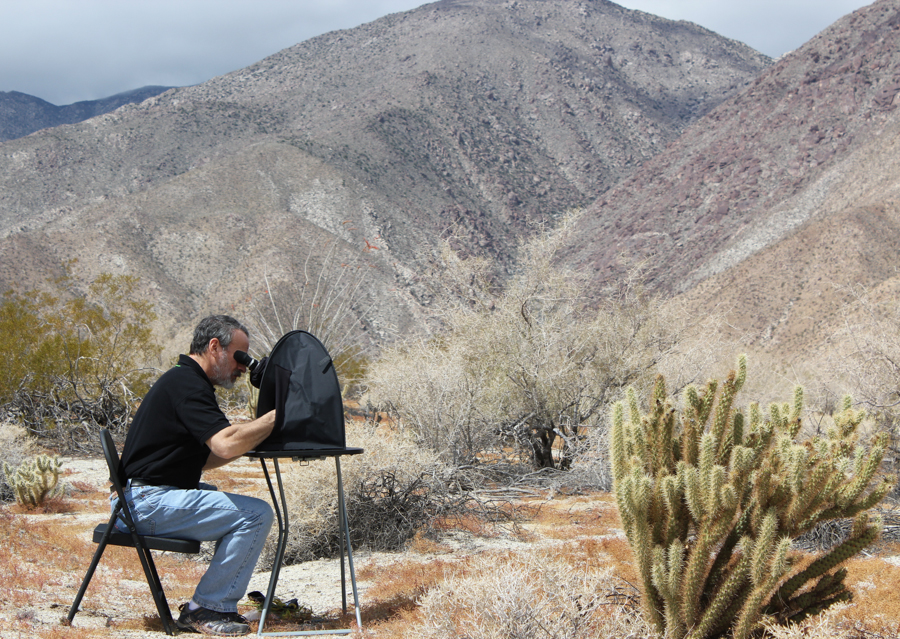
[
  {"left": 0, "top": 272, "right": 161, "bottom": 451},
  {"left": 0, "top": 289, "right": 63, "bottom": 401},
  {"left": 610, "top": 355, "right": 893, "bottom": 639}
]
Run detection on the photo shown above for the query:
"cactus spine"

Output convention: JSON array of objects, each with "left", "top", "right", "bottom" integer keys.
[
  {"left": 610, "top": 355, "right": 892, "bottom": 639},
  {"left": 2, "top": 454, "right": 64, "bottom": 507}
]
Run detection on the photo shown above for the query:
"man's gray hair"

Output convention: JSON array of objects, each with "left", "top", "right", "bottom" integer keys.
[{"left": 189, "top": 315, "right": 249, "bottom": 355}]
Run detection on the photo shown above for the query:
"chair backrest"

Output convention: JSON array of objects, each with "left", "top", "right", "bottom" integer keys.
[{"left": 101, "top": 428, "right": 138, "bottom": 531}]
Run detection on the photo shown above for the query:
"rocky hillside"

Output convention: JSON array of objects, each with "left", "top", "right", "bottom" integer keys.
[
  {"left": 563, "top": 0, "right": 900, "bottom": 366},
  {"left": 0, "top": 86, "right": 173, "bottom": 142},
  {"left": 0, "top": 0, "right": 768, "bottom": 350}
]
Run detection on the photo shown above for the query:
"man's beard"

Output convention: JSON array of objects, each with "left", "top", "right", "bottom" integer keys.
[{"left": 210, "top": 349, "right": 239, "bottom": 389}]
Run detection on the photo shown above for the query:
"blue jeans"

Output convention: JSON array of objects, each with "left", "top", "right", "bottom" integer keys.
[{"left": 113, "top": 482, "right": 274, "bottom": 613}]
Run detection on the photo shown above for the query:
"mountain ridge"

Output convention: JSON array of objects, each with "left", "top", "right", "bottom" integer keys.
[
  {"left": 0, "top": 86, "right": 174, "bottom": 142},
  {"left": 561, "top": 0, "right": 900, "bottom": 368},
  {"left": 0, "top": 0, "right": 770, "bottom": 353},
  {"left": 566, "top": 0, "right": 900, "bottom": 291}
]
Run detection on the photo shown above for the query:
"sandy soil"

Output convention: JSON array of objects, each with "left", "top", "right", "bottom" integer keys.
[
  {"left": 58, "top": 457, "right": 386, "bottom": 634},
  {"left": 9, "top": 455, "right": 528, "bottom": 638},
  {"left": 17, "top": 454, "right": 899, "bottom": 639}
]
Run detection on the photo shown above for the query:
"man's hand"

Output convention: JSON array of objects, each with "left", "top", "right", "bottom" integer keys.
[{"left": 204, "top": 409, "right": 277, "bottom": 467}]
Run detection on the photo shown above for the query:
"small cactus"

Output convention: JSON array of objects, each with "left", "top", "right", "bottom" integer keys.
[
  {"left": 610, "top": 355, "right": 893, "bottom": 639},
  {"left": 2, "top": 454, "right": 65, "bottom": 507}
]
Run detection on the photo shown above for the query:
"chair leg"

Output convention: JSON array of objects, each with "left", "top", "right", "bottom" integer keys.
[
  {"left": 133, "top": 543, "right": 176, "bottom": 636},
  {"left": 67, "top": 538, "right": 109, "bottom": 624},
  {"left": 68, "top": 513, "right": 119, "bottom": 625},
  {"left": 69, "top": 520, "right": 177, "bottom": 634}
]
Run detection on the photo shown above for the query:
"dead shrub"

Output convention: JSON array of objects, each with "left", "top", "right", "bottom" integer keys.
[
  {"left": 264, "top": 422, "right": 517, "bottom": 566},
  {"left": 365, "top": 213, "right": 714, "bottom": 474},
  {"left": 388, "top": 549, "right": 654, "bottom": 639}
]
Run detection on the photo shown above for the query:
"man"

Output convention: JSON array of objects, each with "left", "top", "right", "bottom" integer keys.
[{"left": 119, "top": 315, "right": 276, "bottom": 636}]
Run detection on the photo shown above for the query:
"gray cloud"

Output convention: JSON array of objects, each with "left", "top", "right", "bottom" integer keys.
[
  {"left": 616, "top": 0, "right": 868, "bottom": 58},
  {"left": 0, "top": 0, "right": 423, "bottom": 104},
  {"left": 0, "top": 0, "right": 871, "bottom": 105}
]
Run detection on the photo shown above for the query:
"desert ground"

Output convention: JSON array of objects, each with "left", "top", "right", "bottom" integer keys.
[{"left": 4, "top": 454, "right": 900, "bottom": 639}]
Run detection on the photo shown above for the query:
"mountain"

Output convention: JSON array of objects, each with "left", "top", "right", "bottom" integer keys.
[
  {"left": 563, "top": 0, "right": 900, "bottom": 367},
  {"left": 0, "top": 86, "right": 174, "bottom": 142},
  {"left": 0, "top": 0, "right": 768, "bottom": 351}
]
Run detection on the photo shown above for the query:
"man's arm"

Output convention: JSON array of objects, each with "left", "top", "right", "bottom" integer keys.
[{"left": 204, "top": 409, "right": 277, "bottom": 468}]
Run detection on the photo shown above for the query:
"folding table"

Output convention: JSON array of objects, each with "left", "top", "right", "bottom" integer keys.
[
  {"left": 245, "top": 446, "right": 364, "bottom": 637},
  {"left": 245, "top": 329, "right": 363, "bottom": 636}
]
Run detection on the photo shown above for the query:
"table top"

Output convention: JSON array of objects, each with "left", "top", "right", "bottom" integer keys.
[{"left": 244, "top": 446, "right": 364, "bottom": 460}]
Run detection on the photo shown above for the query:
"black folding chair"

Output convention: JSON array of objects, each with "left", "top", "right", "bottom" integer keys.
[{"left": 67, "top": 428, "right": 201, "bottom": 635}]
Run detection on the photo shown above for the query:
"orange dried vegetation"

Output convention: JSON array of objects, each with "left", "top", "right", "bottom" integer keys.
[
  {"left": 835, "top": 555, "right": 900, "bottom": 630},
  {"left": 429, "top": 511, "right": 495, "bottom": 536},
  {"left": 1, "top": 476, "right": 206, "bottom": 638},
  {"left": 203, "top": 457, "right": 267, "bottom": 493},
  {"left": 0, "top": 512, "right": 90, "bottom": 605},
  {"left": 356, "top": 557, "right": 455, "bottom": 631},
  {"left": 529, "top": 492, "right": 618, "bottom": 540}
]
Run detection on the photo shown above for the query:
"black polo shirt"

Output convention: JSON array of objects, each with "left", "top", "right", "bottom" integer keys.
[{"left": 120, "top": 354, "right": 231, "bottom": 489}]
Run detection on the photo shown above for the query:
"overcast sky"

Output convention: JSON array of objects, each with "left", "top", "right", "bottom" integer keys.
[{"left": 0, "top": 0, "right": 874, "bottom": 106}]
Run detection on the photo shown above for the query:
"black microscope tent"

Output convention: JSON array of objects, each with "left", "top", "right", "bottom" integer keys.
[{"left": 252, "top": 330, "right": 346, "bottom": 451}]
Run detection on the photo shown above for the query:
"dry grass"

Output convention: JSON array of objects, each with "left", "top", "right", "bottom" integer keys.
[
  {"left": 360, "top": 548, "right": 652, "bottom": 639},
  {"left": 355, "top": 558, "right": 457, "bottom": 630},
  {"left": 6, "top": 497, "right": 77, "bottom": 516},
  {"left": 268, "top": 423, "right": 459, "bottom": 563},
  {"left": 405, "top": 529, "right": 455, "bottom": 554},
  {"left": 3, "top": 451, "right": 900, "bottom": 639},
  {"left": 526, "top": 491, "right": 620, "bottom": 540},
  {"left": 203, "top": 462, "right": 268, "bottom": 494},
  {"left": 0, "top": 486, "right": 206, "bottom": 638},
  {"left": 0, "top": 515, "right": 91, "bottom": 601},
  {"left": 65, "top": 479, "right": 99, "bottom": 496},
  {"left": 834, "top": 555, "right": 900, "bottom": 634},
  {"left": 352, "top": 496, "right": 900, "bottom": 639}
]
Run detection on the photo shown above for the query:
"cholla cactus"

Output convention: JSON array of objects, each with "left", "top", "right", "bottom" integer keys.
[
  {"left": 610, "top": 355, "right": 893, "bottom": 639},
  {"left": 2, "top": 454, "right": 65, "bottom": 507}
]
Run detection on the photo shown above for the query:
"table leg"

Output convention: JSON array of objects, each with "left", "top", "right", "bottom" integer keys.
[
  {"left": 255, "top": 456, "right": 361, "bottom": 636},
  {"left": 335, "top": 457, "right": 362, "bottom": 629},
  {"left": 258, "top": 458, "right": 288, "bottom": 635}
]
